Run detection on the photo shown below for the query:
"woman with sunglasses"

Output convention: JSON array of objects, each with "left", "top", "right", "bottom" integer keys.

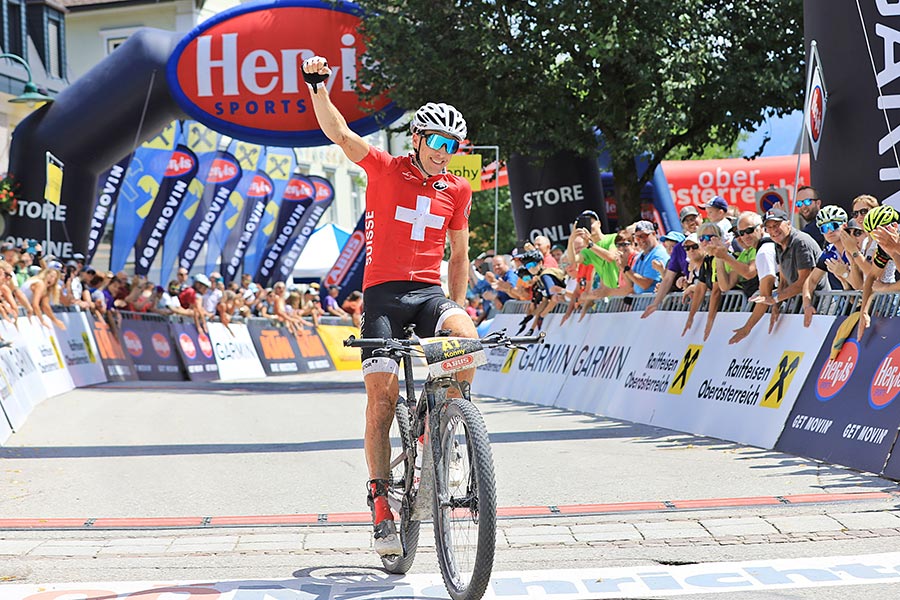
[
  {"left": 842, "top": 194, "right": 889, "bottom": 283},
  {"left": 856, "top": 205, "right": 900, "bottom": 343},
  {"left": 303, "top": 55, "right": 479, "bottom": 557},
  {"left": 681, "top": 224, "right": 724, "bottom": 340}
]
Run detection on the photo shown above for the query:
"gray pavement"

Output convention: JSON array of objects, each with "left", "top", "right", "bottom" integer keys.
[{"left": 2, "top": 367, "right": 900, "bottom": 598}]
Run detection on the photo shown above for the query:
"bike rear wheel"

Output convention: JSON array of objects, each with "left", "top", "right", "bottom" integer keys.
[
  {"left": 432, "top": 397, "right": 497, "bottom": 600},
  {"left": 382, "top": 399, "right": 420, "bottom": 574}
]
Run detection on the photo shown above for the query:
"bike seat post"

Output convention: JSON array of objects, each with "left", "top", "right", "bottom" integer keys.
[{"left": 402, "top": 324, "right": 417, "bottom": 410}]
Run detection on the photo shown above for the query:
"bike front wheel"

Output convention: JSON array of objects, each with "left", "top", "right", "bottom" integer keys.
[
  {"left": 382, "top": 399, "right": 420, "bottom": 574},
  {"left": 432, "top": 397, "right": 497, "bottom": 600}
]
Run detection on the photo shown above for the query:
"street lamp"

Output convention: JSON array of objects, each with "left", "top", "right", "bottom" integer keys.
[{"left": 0, "top": 53, "right": 54, "bottom": 105}]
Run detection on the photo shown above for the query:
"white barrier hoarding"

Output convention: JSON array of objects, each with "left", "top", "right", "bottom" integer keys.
[
  {"left": 53, "top": 312, "right": 107, "bottom": 387},
  {"left": 475, "top": 309, "right": 833, "bottom": 449},
  {"left": 207, "top": 323, "right": 266, "bottom": 381},
  {"left": 19, "top": 317, "right": 75, "bottom": 398}
]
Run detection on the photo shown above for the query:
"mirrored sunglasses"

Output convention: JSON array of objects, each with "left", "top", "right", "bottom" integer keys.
[
  {"left": 819, "top": 221, "right": 843, "bottom": 234},
  {"left": 735, "top": 226, "right": 758, "bottom": 237},
  {"left": 519, "top": 273, "right": 533, "bottom": 282},
  {"left": 523, "top": 261, "right": 539, "bottom": 270},
  {"left": 699, "top": 234, "right": 719, "bottom": 242},
  {"left": 424, "top": 133, "right": 460, "bottom": 154},
  {"left": 797, "top": 198, "right": 817, "bottom": 207}
]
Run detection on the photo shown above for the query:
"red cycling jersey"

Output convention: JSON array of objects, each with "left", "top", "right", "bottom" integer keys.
[{"left": 358, "top": 146, "right": 472, "bottom": 290}]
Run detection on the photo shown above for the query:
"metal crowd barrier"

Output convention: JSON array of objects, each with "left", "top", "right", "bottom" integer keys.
[{"left": 500, "top": 290, "right": 900, "bottom": 318}]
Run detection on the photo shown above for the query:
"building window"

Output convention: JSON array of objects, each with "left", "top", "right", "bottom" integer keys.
[
  {"left": 47, "top": 20, "right": 60, "bottom": 78},
  {"left": 7, "top": 0, "right": 22, "bottom": 58},
  {"left": 100, "top": 27, "right": 140, "bottom": 56}
]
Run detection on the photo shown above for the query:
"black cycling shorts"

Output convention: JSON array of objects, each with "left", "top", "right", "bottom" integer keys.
[{"left": 360, "top": 281, "right": 465, "bottom": 363}]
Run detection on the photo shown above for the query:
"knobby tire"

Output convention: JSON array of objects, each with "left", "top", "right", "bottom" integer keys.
[
  {"left": 382, "top": 400, "right": 420, "bottom": 574},
  {"left": 432, "top": 396, "right": 497, "bottom": 600}
]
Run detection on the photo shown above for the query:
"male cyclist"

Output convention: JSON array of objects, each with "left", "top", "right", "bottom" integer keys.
[{"left": 302, "top": 56, "right": 478, "bottom": 557}]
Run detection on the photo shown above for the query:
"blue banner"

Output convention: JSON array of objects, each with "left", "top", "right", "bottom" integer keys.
[
  {"left": 272, "top": 175, "right": 335, "bottom": 284},
  {"left": 254, "top": 174, "right": 315, "bottom": 285},
  {"left": 243, "top": 147, "right": 297, "bottom": 277},
  {"left": 322, "top": 213, "right": 366, "bottom": 305},
  {"left": 176, "top": 150, "right": 242, "bottom": 275},
  {"left": 86, "top": 153, "right": 132, "bottom": 264},
  {"left": 110, "top": 121, "right": 182, "bottom": 271},
  {"left": 221, "top": 171, "right": 274, "bottom": 285},
  {"left": 203, "top": 140, "right": 265, "bottom": 276},
  {"left": 133, "top": 145, "right": 200, "bottom": 276},
  {"left": 158, "top": 121, "right": 221, "bottom": 285},
  {"left": 775, "top": 315, "right": 900, "bottom": 475}
]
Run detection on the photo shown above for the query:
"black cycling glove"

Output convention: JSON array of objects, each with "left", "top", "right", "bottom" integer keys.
[{"left": 302, "top": 63, "right": 328, "bottom": 93}]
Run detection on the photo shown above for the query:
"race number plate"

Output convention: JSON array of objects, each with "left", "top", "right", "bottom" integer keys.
[{"left": 419, "top": 337, "right": 487, "bottom": 377}]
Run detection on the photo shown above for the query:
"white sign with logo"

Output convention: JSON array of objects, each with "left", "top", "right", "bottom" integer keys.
[
  {"left": 53, "top": 312, "right": 107, "bottom": 387},
  {"left": 207, "top": 322, "right": 266, "bottom": 381}
]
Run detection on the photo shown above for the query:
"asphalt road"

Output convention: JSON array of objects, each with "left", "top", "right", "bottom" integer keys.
[{"left": 1, "top": 367, "right": 900, "bottom": 599}]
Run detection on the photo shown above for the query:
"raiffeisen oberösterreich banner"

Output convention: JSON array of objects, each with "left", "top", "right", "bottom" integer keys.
[
  {"left": 474, "top": 311, "right": 832, "bottom": 449},
  {"left": 166, "top": 0, "right": 404, "bottom": 147}
]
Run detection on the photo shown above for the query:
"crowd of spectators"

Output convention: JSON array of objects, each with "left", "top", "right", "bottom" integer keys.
[
  {"left": 464, "top": 187, "right": 900, "bottom": 344},
  {"left": 0, "top": 240, "right": 366, "bottom": 342}
]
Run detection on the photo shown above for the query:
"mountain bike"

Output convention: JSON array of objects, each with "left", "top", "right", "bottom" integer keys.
[{"left": 344, "top": 327, "right": 544, "bottom": 600}]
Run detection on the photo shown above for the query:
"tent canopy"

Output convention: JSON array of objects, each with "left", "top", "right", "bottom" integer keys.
[{"left": 290, "top": 223, "right": 352, "bottom": 281}]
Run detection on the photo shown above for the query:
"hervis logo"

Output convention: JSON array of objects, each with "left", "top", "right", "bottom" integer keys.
[
  {"left": 816, "top": 339, "right": 858, "bottom": 401},
  {"left": 248, "top": 173, "right": 274, "bottom": 198},
  {"left": 179, "top": 333, "right": 197, "bottom": 360},
  {"left": 123, "top": 330, "right": 143, "bottom": 357},
  {"left": 207, "top": 156, "right": 241, "bottom": 184},
  {"left": 284, "top": 176, "right": 315, "bottom": 201},
  {"left": 870, "top": 344, "right": 900, "bottom": 410},
  {"left": 151, "top": 333, "right": 172, "bottom": 358},
  {"left": 198, "top": 332, "right": 214, "bottom": 358},
  {"left": 166, "top": 0, "right": 405, "bottom": 146},
  {"left": 311, "top": 176, "right": 334, "bottom": 202},
  {"left": 165, "top": 151, "right": 196, "bottom": 177}
]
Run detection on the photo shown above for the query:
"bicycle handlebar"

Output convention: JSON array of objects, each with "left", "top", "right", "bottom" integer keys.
[{"left": 343, "top": 330, "right": 546, "bottom": 349}]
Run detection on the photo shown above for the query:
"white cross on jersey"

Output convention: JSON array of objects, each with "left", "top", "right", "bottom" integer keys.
[{"left": 395, "top": 195, "right": 445, "bottom": 241}]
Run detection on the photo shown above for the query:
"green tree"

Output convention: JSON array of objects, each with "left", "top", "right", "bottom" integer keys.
[
  {"left": 357, "top": 0, "right": 804, "bottom": 221},
  {"left": 467, "top": 184, "right": 517, "bottom": 257}
]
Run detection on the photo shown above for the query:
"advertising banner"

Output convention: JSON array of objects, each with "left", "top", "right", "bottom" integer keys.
[
  {"left": 294, "top": 324, "right": 334, "bottom": 372},
  {"left": 243, "top": 147, "right": 297, "bottom": 278},
  {"left": 207, "top": 322, "right": 266, "bottom": 381},
  {"left": 507, "top": 151, "right": 607, "bottom": 245},
  {"left": 53, "top": 311, "right": 107, "bottom": 387},
  {"left": 175, "top": 150, "right": 243, "bottom": 274},
  {"left": 118, "top": 315, "right": 185, "bottom": 381},
  {"left": 316, "top": 324, "right": 361, "bottom": 371},
  {"left": 88, "top": 315, "right": 139, "bottom": 381},
  {"left": 0, "top": 322, "right": 46, "bottom": 424},
  {"left": 804, "top": 1, "right": 900, "bottom": 208},
  {"left": 166, "top": 0, "right": 404, "bottom": 147},
  {"left": 255, "top": 173, "right": 314, "bottom": 284},
  {"left": 86, "top": 154, "right": 132, "bottom": 264},
  {"left": 133, "top": 144, "right": 200, "bottom": 276},
  {"left": 776, "top": 315, "right": 900, "bottom": 475},
  {"left": 661, "top": 155, "right": 811, "bottom": 216},
  {"left": 271, "top": 175, "right": 335, "bottom": 284},
  {"left": 221, "top": 171, "right": 274, "bottom": 285},
  {"left": 246, "top": 319, "right": 304, "bottom": 375},
  {"left": 204, "top": 141, "right": 265, "bottom": 276},
  {"left": 322, "top": 213, "right": 366, "bottom": 305},
  {"left": 111, "top": 121, "right": 182, "bottom": 271},
  {"left": 16, "top": 317, "right": 75, "bottom": 398},
  {"left": 158, "top": 121, "right": 221, "bottom": 285},
  {"left": 169, "top": 321, "right": 218, "bottom": 381}
]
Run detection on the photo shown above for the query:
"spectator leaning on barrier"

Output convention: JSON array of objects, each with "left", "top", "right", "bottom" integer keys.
[
  {"left": 845, "top": 194, "right": 895, "bottom": 285},
  {"left": 640, "top": 205, "right": 701, "bottom": 318},
  {"left": 21, "top": 267, "right": 66, "bottom": 330},
  {"left": 760, "top": 207, "right": 827, "bottom": 307},
  {"left": 802, "top": 206, "right": 855, "bottom": 327},
  {"left": 180, "top": 273, "right": 211, "bottom": 332},
  {"left": 728, "top": 216, "right": 780, "bottom": 345},
  {"left": 796, "top": 185, "right": 825, "bottom": 249},
  {"left": 627, "top": 221, "right": 669, "bottom": 294},
  {"left": 681, "top": 223, "right": 725, "bottom": 340},
  {"left": 533, "top": 235, "right": 558, "bottom": 268},
  {"left": 711, "top": 211, "right": 764, "bottom": 298},
  {"left": 323, "top": 285, "right": 350, "bottom": 319},
  {"left": 856, "top": 205, "right": 900, "bottom": 342},
  {"left": 514, "top": 249, "right": 565, "bottom": 333},
  {"left": 342, "top": 290, "right": 364, "bottom": 328},
  {"left": 483, "top": 254, "right": 517, "bottom": 311},
  {"left": 569, "top": 209, "right": 619, "bottom": 291}
]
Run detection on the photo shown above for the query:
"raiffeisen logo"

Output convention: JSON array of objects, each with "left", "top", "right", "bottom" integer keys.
[
  {"left": 165, "top": 151, "right": 196, "bottom": 177},
  {"left": 870, "top": 344, "right": 900, "bottom": 410},
  {"left": 166, "top": 0, "right": 404, "bottom": 146},
  {"left": 816, "top": 339, "right": 858, "bottom": 401}
]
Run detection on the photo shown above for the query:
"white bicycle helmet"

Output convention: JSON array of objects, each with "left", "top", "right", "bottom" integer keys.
[
  {"left": 815, "top": 204, "right": 847, "bottom": 226},
  {"left": 410, "top": 102, "right": 467, "bottom": 140}
]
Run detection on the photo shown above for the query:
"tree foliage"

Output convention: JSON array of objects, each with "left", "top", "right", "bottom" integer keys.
[{"left": 356, "top": 0, "right": 804, "bottom": 220}]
